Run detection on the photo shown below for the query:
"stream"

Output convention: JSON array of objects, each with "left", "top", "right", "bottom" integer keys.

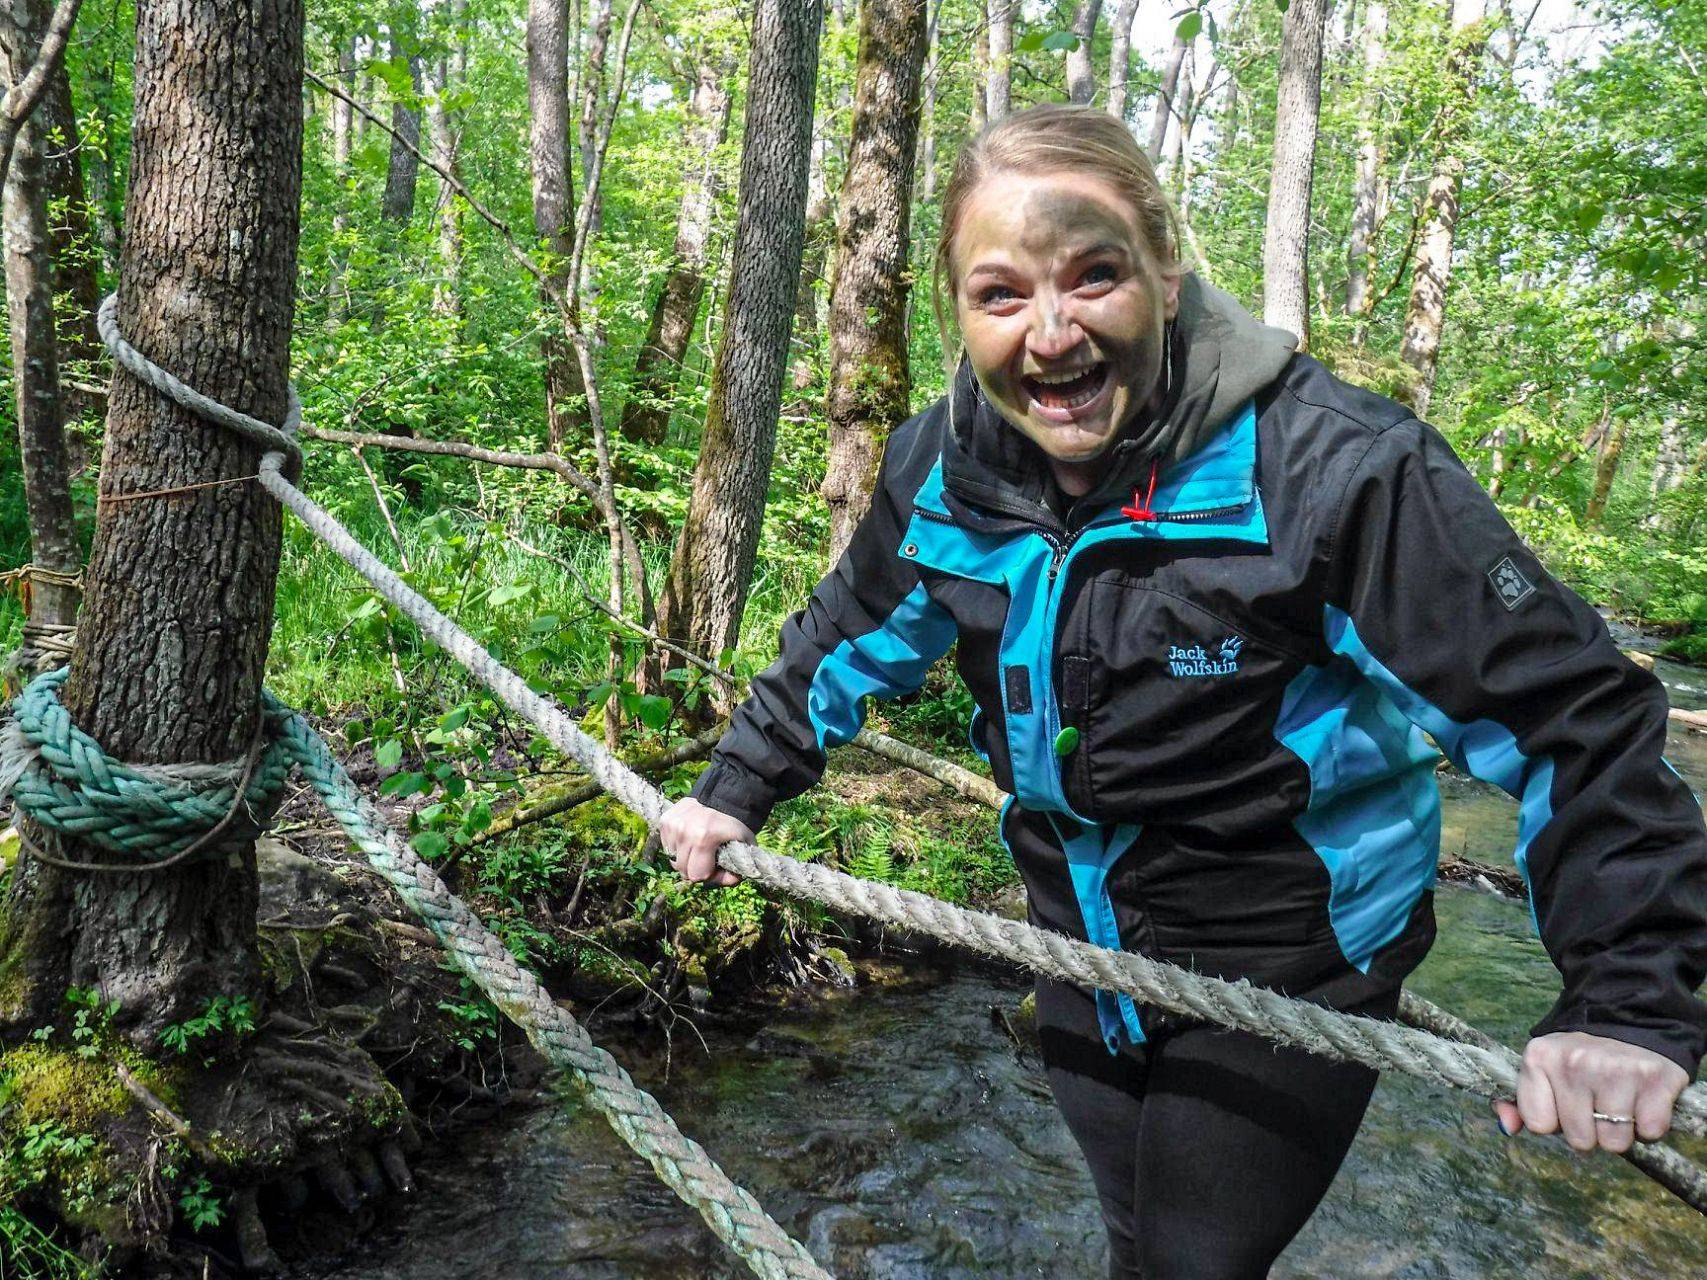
[{"left": 300, "top": 654, "right": 1707, "bottom": 1279}]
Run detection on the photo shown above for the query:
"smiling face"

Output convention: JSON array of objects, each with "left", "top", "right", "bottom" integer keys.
[{"left": 951, "top": 169, "right": 1180, "bottom": 472}]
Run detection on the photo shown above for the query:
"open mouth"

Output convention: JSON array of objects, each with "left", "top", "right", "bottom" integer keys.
[{"left": 1022, "top": 362, "right": 1108, "bottom": 412}]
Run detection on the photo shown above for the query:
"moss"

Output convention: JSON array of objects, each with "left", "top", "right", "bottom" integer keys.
[
  {"left": 359, "top": 1078, "right": 409, "bottom": 1133},
  {"left": 0, "top": 1045, "right": 130, "bottom": 1133}
]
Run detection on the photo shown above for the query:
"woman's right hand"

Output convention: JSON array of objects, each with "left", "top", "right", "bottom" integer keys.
[{"left": 658, "top": 797, "right": 752, "bottom": 888}]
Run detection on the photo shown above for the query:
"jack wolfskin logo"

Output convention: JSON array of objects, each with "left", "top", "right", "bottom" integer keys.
[
  {"left": 1488, "top": 556, "right": 1536, "bottom": 610},
  {"left": 1168, "top": 635, "right": 1243, "bottom": 678}
]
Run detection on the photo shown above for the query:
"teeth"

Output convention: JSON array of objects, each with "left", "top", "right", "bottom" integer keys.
[{"left": 1030, "top": 365, "right": 1101, "bottom": 385}]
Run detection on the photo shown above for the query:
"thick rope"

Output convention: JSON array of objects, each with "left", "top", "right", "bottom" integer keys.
[
  {"left": 252, "top": 451, "right": 1707, "bottom": 1141},
  {"left": 81, "top": 297, "right": 1707, "bottom": 1250},
  {"left": 2, "top": 667, "right": 289, "bottom": 868},
  {"left": 0, "top": 669, "right": 828, "bottom": 1280},
  {"left": 273, "top": 708, "right": 831, "bottom": 1280}
]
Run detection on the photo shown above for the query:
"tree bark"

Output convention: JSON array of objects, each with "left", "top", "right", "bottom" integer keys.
[
  {"left": 1344, "top": 0, "right": 1388, "bottom": 327},
  {"left": 823, "top": 0, "right": 927, "bottom": 562},
  {"left": 528, "top": 0, "right": 589, "bottom": 448},
  {"left": 1, "top": 0, "right": 80, "bottom": 676},
  {"left": 1065, "top": 0, "right": 1104, "bottom": 105},
  {"left": 380, "top": 28, "right": 422, "bottom": 226},
  {"left": 424, "top": 0, "right": 466, "bottom": 320},
  {"left": 1586, "top": 415, "right": 1628, "bottom": 525},
  {"left": 621, "top": 44, "right": 734, "bottom": 446},
  {"left": 0, "top": 0, "right": 303, "bottom": 1048},
  {"left": 1399, "top": 0, "right": 1487, "bottom": 416},
  {"left": 985, "top": 0, "right": 1013, "bottom": 122},
  {"left": 918, "top": 0, "right": 942, "bottom": 199},
  {"left": 1146, "top": 33, "right": 1187, "bottom": 162},
  {"left": 38, "top": 60, "right": 102, "bottom": 414},
  {"left": 1162, "top": 44, "right": 1193, "bottom": 183},
  {"left": 1261, "top": 0, "right": 1327, "bottom": 347},
  {"left": 575, "top": 0, "right": 614, "bottom": 307},
  {"left": 656, "top": 0, "right": 822, "bottom": 708},
  {"left": 1105, "top": 0, "right": 1142, "bottom": 122}
]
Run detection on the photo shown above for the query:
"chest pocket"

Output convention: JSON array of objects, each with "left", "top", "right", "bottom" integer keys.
[{"left": 1072, "top": 577, "right": 1307, "bottom": 822}]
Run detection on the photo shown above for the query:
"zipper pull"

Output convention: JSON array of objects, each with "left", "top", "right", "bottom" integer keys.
[
  {"left": 1120, "top": 457, "right": 1162, "bottom": 523},
  {"left": 1047, "top": 545, "right": 1066, "bottom": 581}
]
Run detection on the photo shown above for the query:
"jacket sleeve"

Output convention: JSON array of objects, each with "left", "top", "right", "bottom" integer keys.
[
  {"left": 689, "top": 436, "right": 957, "bottom": 834},
  {"left": 1326, "top": 418, "right": 1707, "bottom": 1075}
]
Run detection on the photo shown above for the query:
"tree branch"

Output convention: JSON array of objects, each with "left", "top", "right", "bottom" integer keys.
[{"left": 0, "top": 0, "right": 84, "bottom": 190}]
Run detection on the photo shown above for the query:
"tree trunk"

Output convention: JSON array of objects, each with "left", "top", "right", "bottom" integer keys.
[
  {"left": 1585, "top": 415, "right": 1628, "bottom": 525},
  {"left": 575, "top": 0, "right": 614, "bottom": 308},
  {"left": 1162, "top": 45, "right": 1193, "bottom": 183},
  {"left": 0, "top": 0, "right": 303, "bottom": 1049},
  {"left": 1, "top": 0, "right": 80, "bottom": 679},
  {"left": 424, "top": 0, "right": 465, "bottom": 320},
  {"left": 527, "top": 0, "right": 588, "bottom": 447},
  {"left": 80, "top": 43, "right": 122, "bottom": 272},
  {"left": 1065, "top": 0, "right": 1103, "bottom": 105},
  {"left": 786, "top": 0, "right": 851, "bottom": 405},
  {"left": 1105, "top": 0, "right": 1142, "bottom": 122},
  {"left": 1146, "top": 33, "right": 1187, "bottom": 162},
  {"left": 1344, "top": 0, "right": 1387, "bottom": 327},
  {"left": 1261, "top": 0, "right": 1327, "bottom": 347},
  {"left": 380, "top": 31, "right": 422, "bottom": 226},
  {"left": 621, "top": 45, "right": 734, "bottom": 446},
  {"left": 1398, "top": 0, "right": 1486, "bottom": 416},
  {"left": 823, "top": 0, "right": 927, "bottom": 562},
  {"left": 1645, "top": 415, "right": 1688, "bottom": 528},
  {"left": 657, "top": 0, "right": 822, "bottom": 707},
  {"left": 919, "top": 0, "right": 941, "bottom": 199},
  {"left": 38, "top": 60, "right": 103, "bottom": 415},
  {"left": 986, "top": 0, "right": 1013, "bottom": 122}
]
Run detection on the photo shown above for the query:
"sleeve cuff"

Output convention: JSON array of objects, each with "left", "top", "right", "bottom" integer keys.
[{"left": 690, "top": 757, "right": 779, "bottom": 836}]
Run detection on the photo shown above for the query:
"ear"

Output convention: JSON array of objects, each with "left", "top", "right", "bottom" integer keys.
[{"left": 1162, "top": 272, "right": 1182, "bottom": 321}]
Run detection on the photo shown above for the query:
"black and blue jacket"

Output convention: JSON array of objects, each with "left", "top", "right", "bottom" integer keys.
[{"left": 693, "top": 276, "right": 1707, "bottom": 1072}]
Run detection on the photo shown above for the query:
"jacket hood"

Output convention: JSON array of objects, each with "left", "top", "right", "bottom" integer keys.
[{"left": 942, "top": 273, "right": 1297, "bottom": 520}]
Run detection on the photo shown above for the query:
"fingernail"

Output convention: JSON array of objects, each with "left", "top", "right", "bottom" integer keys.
[{"left": 1497, "top": 1116, "right": 1515, "bottom": 1137}]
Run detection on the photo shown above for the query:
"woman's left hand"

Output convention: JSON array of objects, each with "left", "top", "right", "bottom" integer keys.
[{"left": 1493, "top": 1031, "right": 1689, "bottom": 1152}]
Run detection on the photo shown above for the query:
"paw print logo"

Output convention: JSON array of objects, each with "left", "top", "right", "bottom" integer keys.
[{"left": 1218, "top": 635, "right": 1244, "bottom": 664}]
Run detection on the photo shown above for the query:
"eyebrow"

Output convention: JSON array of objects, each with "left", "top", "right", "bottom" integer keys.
[{"left": 964, "top": 242, "right": 1131, "bottom": 283}]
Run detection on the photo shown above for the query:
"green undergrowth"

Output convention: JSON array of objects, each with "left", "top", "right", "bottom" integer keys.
[{"left": 261, "top": 473, "right": 1014, "bottom": 995}]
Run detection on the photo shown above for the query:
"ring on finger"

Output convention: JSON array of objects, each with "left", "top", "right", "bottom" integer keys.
[{"left": 1592, "top": 1111, "right": 1634, "bottom": 1125}]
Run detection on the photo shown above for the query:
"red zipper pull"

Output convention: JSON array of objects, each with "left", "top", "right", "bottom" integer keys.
[{"left": 1121, "top": 458, "right": 1161, "bottom": 522}]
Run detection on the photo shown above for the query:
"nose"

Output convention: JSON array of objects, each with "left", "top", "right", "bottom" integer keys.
[{"left": 1026, "top": 295, "right": 1085, "bottom": 363}]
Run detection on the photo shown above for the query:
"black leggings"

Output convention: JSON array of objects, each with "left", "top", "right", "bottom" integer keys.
[{"left": 1035, "top": 977, "right": 1400, "bottom": 1280}]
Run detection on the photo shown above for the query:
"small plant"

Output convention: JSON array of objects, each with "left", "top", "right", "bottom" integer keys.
[
  {"left": 65, "top": 987, "right": 119, "bottom": 1061},
  {"left": 158, "top": 994, "right": 258, "bottom": 1060},
  {"left": 177, "top": 1174, "right": 225, "bottom": 1231}
]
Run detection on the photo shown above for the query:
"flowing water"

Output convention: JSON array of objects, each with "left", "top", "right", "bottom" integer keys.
[{"left": 303, "top": 656, "right": 1707, "bottom": 1279}]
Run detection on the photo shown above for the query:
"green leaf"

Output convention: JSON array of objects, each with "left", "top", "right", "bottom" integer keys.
[
  {"left": 1177, "top": 11, "right": 1203, "bottom": 40},
  {"left": 379, "top": 771, "right": 428, "bottom": 798},
  {"left": 1042, "top": 31, "right": 1079, "bottom": 52},
  {"left": 412, "top": 831, "right": 449, "bottom": 861},
  {"left": 439, "top": 705, "right": 471, "bottom": 731},
  {"left": 1016, "top": 31, "right": 1047, "bottom": 52},
  {"left": 637, "top": 695, "right": 673, "bottom": 731},
  {"left": 375, "top": 739, "right": 404, "bottom": 769},
  {"left": 529, "top": 614, "right": 562, "bottom": 634},
  {"left": 489, "top": 582, "right": 533, "bottom": 607}
]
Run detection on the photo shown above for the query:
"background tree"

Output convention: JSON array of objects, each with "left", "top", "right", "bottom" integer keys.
[
  {"left": 823, "top": 0, "right": 928, "bottom": 560},
  {"left": 1398, "top": 0, "right": 1488, "bottom": 414},
  {"left": 1, "top": 0, "right": 80, "bottom": 683},
  {"left": 1261, "top": 0, "right": 1327, "bottom": 344},
  {"left": 656, "top": 0, "right": 823, "bottom": 705}
]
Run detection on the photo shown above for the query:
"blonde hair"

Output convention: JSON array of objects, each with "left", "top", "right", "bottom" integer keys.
[{"left": 932, "top": 103, "right": 1189, "bottom": 382}]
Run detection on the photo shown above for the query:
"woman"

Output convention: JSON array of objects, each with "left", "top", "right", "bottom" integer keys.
[{"left": 660, "top": 104, "right": 1707, "bottom": 1278}]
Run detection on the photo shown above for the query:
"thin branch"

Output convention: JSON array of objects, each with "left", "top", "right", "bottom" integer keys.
[
  {"left": 299, "top": 424, "right": 655, "bottom": 625},
  {"left": 0, "top": 0, "right": 85, "bottom": 189}
]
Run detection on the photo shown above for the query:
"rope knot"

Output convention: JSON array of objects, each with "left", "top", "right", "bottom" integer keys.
[{"left": 0, "top": 667, "right": 295, "bottom": 871}]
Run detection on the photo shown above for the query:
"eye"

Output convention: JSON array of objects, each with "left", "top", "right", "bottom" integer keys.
[
  {"left": 977, "top": 283, "right": 1017, "bottom": 306},
  {"left": 1080, "top": 262, "right": 1119, "bottom": 288}
]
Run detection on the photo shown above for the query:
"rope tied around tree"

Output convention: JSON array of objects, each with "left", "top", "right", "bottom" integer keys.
[{"left": 1, "top": 667, "right": 289, "bottom": 871}]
